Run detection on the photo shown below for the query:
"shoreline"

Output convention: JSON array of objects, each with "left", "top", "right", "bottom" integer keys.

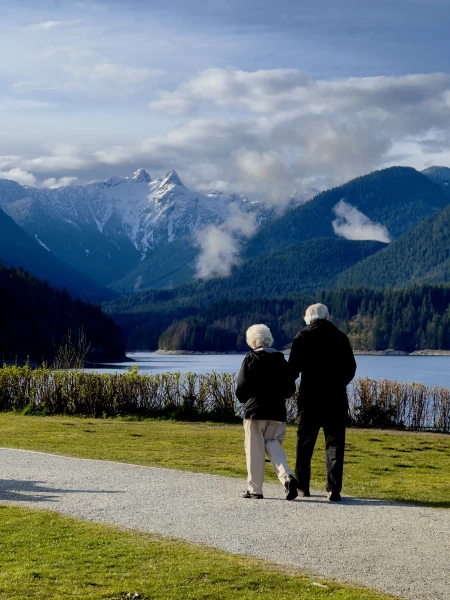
[{"left": 139, "top": 349, "right": 450, "bottom": 357}]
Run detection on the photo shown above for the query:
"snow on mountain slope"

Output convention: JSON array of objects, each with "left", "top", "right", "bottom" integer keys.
[
  {"left": 0, "top": 168, "right": 264, "bottom": 284},
  {"left": 422, "top": 166, "right": 450, "bottom": 194},
  {"left": 137, "top": 170, "right": 258, "bottom": 253}
]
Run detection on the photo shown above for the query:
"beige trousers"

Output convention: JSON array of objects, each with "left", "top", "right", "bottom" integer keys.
[{"left": 243, "top": 419, "right": 292, "bottom": 495}]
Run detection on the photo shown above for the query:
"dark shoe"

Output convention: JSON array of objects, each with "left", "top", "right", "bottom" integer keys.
[
  {"left": 285, "top": 475, "right": 299, "bottom": 501},
  {"left": 240, "top": 490, "right": 263, "bottom": 499},
  {"left": 328, "top": 492, "right": 342, "bottom": 502},
  {"left": 297, "top": 488, "right": 311, "bottom": 497}
]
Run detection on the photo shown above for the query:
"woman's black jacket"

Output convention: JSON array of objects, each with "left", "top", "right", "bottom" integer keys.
[{"left": 235, "top": 348, "right": 296, "bottom": 421}]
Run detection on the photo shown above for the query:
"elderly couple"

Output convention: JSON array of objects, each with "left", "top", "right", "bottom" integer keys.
[{"left": 236, "top": 303, "right": 356, "bottom": 502}]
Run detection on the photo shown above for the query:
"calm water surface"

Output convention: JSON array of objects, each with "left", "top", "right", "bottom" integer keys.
[{"left": 91, "top": 352, "right": 450, "bottom": 388}]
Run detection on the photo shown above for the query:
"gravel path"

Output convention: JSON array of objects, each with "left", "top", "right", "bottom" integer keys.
[{"left": 1, "top": 448, "right": 449, "bottom": 600}]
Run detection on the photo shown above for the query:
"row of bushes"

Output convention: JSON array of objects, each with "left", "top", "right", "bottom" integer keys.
[
  {"left": 349, "top": 378, "right": 450, "bottom": 431},
  {"left": 0, "top": 365, "right": 449, "bottom": 432}
]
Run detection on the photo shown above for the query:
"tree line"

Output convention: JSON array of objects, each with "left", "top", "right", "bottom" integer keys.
[
  {"left": 0, "top": 262, "right": 125, "bottom": 363},
  {"left": 107, "top": 284, "right": 450, "bottom": 352}
]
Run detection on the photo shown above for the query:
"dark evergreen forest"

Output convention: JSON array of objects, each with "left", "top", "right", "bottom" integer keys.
[
  {"left": 337, "top": 202, "right": 450, "bottom": 289},
  {"left": 0, "top": 262, "right": 125, "bottom": 363},
  {"left": 0, "top": 206, "right": 117, "bottom": 302},
  {"left": 244, "top": 166, "right": 450, "bottom": 259},
  {"left": 106, "top": 284, "right": 450, "bottom": 352}
]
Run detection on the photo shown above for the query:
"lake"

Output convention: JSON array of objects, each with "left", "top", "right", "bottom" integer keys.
[{"left": 90, "top": 352, "right": 450, "bottom": 388}]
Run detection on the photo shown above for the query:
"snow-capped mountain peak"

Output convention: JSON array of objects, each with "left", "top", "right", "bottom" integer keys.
[
  {"left": 289, "top": 185, "right": 320, "bottom": 205},
  {"left": 103, "top": 175, "right": 127, "bottom": 188},
  {"left": 0, "top": 166, "right": 326, "bottom": 290},
  {"left": 0, "top": 168, "right": 260, "bottom": 274},
  {"left": 161, "top": 170, "right": 183, "bottom": 188},
  {"left": 132, "top": 168, "right": 152, "bottom": 184}
]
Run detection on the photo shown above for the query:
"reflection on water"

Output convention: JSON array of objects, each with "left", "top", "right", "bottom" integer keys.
[{"left": 86, "top": 352, "right": 450, "bottom": 388}]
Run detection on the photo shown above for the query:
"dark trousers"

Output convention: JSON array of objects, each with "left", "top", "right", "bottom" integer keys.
[{"left": 295, "top": 417, "right": 346, "bottom": 494}]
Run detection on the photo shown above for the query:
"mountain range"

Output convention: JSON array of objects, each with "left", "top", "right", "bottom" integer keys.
[
  {"left": 0, "top": 169, "right": 268, "bottom": 288},
  {"left": 104, "top": 165, "right": 450, "bottom": 302},
  {"left": 244, "top": 166, "right": 450, "bottom": 259},
  {"left": 2, "top": 164, "right": 450, "bottom": 324}
]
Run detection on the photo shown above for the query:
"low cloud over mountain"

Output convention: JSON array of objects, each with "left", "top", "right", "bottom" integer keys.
[
  {"left": 332, "top": 200, "right": 391, "bottom": 243},
  {"left": 3, "top": 68, "right": 450, "bottom": 203}
]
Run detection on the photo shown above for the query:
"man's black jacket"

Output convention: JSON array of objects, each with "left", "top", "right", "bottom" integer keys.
[
  {"left": 288, "top": 319, "right": 356, "bottom": 419},
  {"left": 235, "top": 348, "right": 296, "bottom": 421}
]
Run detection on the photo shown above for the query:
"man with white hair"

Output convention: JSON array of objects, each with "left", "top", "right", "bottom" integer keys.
[
  {"left": 236, "top": 323, "right": 298, "bottom": 500},
  {"left": 289, "top": 303, "right": 356, "bottom": 501}
]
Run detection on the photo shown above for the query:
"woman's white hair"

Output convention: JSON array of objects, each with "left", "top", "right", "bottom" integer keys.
[
  {"left": 304, "top": 303, "right": 329, "bottom": 325},
  {"left": 246, "top": 324, "right": 274, "bottom": 349}
]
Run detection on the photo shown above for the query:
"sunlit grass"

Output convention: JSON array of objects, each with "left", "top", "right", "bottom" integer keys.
[
  {"left": 0, "top": 414, "right": 448, "bottom": 507},
  {"left": 0, "top": 505, "right": 397, "bottom": 600}
]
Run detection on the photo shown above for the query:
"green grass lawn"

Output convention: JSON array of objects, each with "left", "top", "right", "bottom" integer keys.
[
  {"left": 0, "top": 505, "right": 396, "bottom": 600},
  {"left": 0, "top": 414, "right": 449, "bottom": 507}
]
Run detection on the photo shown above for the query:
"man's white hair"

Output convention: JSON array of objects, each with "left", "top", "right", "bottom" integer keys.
[
  {"left": 304, "top": 303, "right": 329, "bottom": 325},
  {"left": 246, "top": 324, "right": 274, "bottom": 349}
]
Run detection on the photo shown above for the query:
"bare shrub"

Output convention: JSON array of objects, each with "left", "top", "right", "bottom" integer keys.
[
  {"left": 53, "top": 328, "right": 92, "bottom": 370},
  {"left": 349, "top": 378, "right": 450, "bottom": 431},
  {"left": 0, "top": 366, "right": 448, "bottom": 432}
]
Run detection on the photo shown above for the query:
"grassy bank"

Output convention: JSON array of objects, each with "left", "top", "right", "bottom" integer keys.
[
  {"left": 0, "top": 414, "right": 448, "bottom": 507},
  {"left": 0, "top": 505, "right": 395, "bottom": 600}
]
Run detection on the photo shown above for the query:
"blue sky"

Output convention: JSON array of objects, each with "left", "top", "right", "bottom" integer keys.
[{"left": 1, "top": 0, "right": 450, "bottom": 197}]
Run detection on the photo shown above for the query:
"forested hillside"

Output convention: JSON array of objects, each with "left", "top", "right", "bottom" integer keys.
[
  {"left": 183, "top": 238, "right": 385, "bottom": 299},
  {"left": 422, "top": 166, "right": 450, "bottom": 196},
  {"left": 110, "top": 239, "right": 199, "bottom": 293},
  {"left": 107, "top": 238, "right": 384, "bottom": 315},
  {"left": 337, "top": 203, "right": 450, "bottom": 289},
  {"left": 0, "top": 263, "right": 125, "bottom": 363},
  {"left": 244, "top": 167, "right": 449, "bottom": 258},
  {"left": 0, "top": 207, "right": 117, "bottom": 302},
  {"left": 317, "top": 286, "right": 450, "bottom": 351},
  {"left": 106, "top": 284, "right": 450, "bottom": 353}
]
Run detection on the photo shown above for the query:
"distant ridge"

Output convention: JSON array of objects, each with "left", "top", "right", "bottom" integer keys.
[
  {"left": 422, "top": 166, "right": 450, "bottom": 195},
  {"left": 244, "top": 166, "right": 450, "bottom": 259},
  {"left": 337, "top": 201, "right": 450, "bottom": 288},
  {"left": 0, "top": 206, "right": 117, "bottom": 301},
  {"left": 1, "top": 164, "right": 450, "bottom": 295},
  {"left": 0, "top": 169, "right": 259, "bottom": 286}
]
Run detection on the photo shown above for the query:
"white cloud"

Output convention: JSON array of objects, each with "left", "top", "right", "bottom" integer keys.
[
  {"left": 232, "top": 148, "right": 292, "bottom": 207},
  {"left": 93, "top": 145, "right": 135, "bottom": 165},
  {"left": 0, "top": 168, "right": 37, "bottom": 186},
  {"left": 11, "top": 62, "right": 162, "bottom": 98},
  {"left": 16, "top": 100, "right": 56, "bottom": 109},
  {"left": 3, "top": 66, "right": 450, "bottom": 200},
  {"left": 150, "top": 68, "right": 311, "bottom": 114},
  {"left": 194, "top": 204, "right": 258, "bottom": 278},
  {"left": 66, "top": 63, "right": 163, "bottom": 84},
  {"left": 21, "top": 144, "right": 89, "bottom": 172},
  {"left": 143, "top": 69, "right": 450, "bottom": 198},
  {"left": 0, "top": 160, "right": 78, "bottom": 188},
  {"left": 0, "top": 99, "right": 56, "bottom": 110},
  {"left": 150, "top": 68, "right": 450, "bottom": 117},
  {"left": 332, "top": 200, "right": 391, "bottom": 243},
  {"left": 27, "top": 20, "right": 77, "bottom": 30},
  {"left": 0, "top": 156, "right": 21, "bottom": 169},
  {"left": 41, "top": 176, "right": 78, "bottom": 188}
]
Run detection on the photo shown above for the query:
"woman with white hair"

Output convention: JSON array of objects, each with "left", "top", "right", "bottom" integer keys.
[{"left": 236, "top": 323, "right": 298, "bottom": 500}]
